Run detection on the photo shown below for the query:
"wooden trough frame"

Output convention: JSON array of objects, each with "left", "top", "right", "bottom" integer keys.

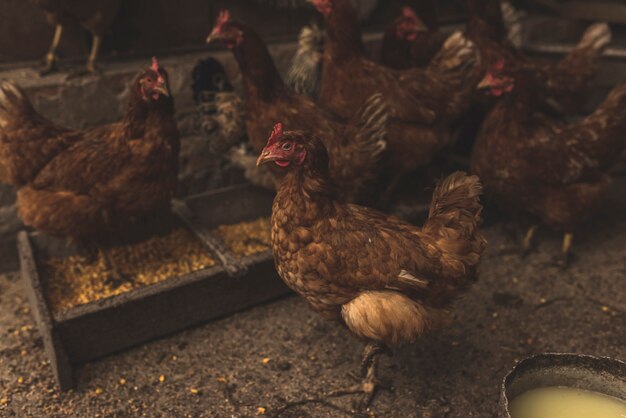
[{"left": 18, "top": 184, "right": 290, "bottom": 390}]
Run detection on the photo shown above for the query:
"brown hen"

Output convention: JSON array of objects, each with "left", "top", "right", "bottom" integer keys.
[
  {"left": 310, "top": 0, "right": 478, "bottom": 197},
  {"left": 258, "top": 123, "right": 486, "bottom": 405},
  {"left": 470, "top": 62, "right": 626, "bottom": 266},
  {"left": 1, "top": 59, "right": 179, "bottom": 276},
  {"left": 466, "top": 0, "right": 611, "bottom": 113},
  {"left": 206, "top": 10, "right": 387, "bottom": 201}
]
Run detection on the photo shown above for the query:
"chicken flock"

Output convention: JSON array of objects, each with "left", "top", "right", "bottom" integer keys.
[{"left": 1, "top": 0, "right": 625, "bottom": 411}]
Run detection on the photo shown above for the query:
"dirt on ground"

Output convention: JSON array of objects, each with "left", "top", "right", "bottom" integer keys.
[{"left": 1, "top": 181, "right": 625, "bottom": 418}]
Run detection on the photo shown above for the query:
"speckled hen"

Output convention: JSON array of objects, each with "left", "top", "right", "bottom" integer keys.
[{"left": 258, "top": 123, "right": 486, "bottom": 404}]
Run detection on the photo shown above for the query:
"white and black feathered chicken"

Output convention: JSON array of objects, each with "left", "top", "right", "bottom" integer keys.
[{"left": 192, "top": 58, "right": 247, "bottom": 155}]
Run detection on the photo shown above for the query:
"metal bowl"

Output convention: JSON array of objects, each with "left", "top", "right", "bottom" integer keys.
[{"left": 499, "top": 353, "right": 626, "bottom": 418}]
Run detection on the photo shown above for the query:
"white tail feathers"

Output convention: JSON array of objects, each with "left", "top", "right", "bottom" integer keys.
[
  {"left": 501, "top": 0, "right": 525, "bottom": 48},
  {"left": 287, "top": 24, "right": 325, "bottom": 98},
  {"left": 577, "top": 23, "right": 611, "bottom": 52},
  {"left": 0, "top": 81, "right": 32, "bottom": 129},
  {"left": 352, "top": 93, "right": 388, "bottom": 158},
  {"left": 432, "top": 31, "right": 478, "bottom": 75}
]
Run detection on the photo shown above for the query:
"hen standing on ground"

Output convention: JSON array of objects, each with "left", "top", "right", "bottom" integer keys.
[
  {"left": 1, "top": 58, "right": 180, "bottom": 277},
  {"left": 310, "top": 0, "right": 478, "bottom": 197},
  {"left": 258, "top": 123, "right": 486, "bottom": 406},
  {"left": 31, "top": 0, "right": 120, "bottom": 76},
  {"left": 471, "top": 61, "right": 626, "bottom": 266},
  {"left": 206, "top": 10, "right": 387, "bottom": 201}
]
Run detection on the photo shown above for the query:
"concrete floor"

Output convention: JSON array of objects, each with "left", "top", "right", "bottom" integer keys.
[{"left": 1, "top": 182, "right": 625, "bottom": 417}]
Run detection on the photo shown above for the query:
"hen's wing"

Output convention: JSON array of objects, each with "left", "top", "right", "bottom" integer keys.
[
  {"left": 329, "top": 93, "right": 388, "bottom": 197},
  {"left": 0, "top": 81, "right": 83, "bottom": 186},
  {"left": 295, "top": 203, "right": 442, "bottom": 297},
  {"left": 30, "top": 135, "right": 130, "bottom": 194},
  {"left": 521, "top": 83, "right": 626, "bottom": 185},
  {"left": 293, "top": 172, "right": 483, "bottom": 293},
  {"left": 382, "top": 31, "right": 477, "bottom": 123}
]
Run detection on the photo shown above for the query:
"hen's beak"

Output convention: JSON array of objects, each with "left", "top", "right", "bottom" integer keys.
[
  {"left": 206, "top": 30, "right": 220, "bottom": 44},
  {"left": 153, "top": 84, "right": 170, "bottom": 97},
  {"left": 256, "top": 148, "right": 272, "bottom": 167},
  {"left": 477, "top": 74, "right": 493, "bottom": 91}
]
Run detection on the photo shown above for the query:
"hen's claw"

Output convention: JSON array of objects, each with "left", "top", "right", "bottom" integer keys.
[{"left": 39, "top": 56, "right": 60, "bottom": 76}]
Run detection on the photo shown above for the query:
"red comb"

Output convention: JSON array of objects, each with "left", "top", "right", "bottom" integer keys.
[
  {"left": 267, "top": 123, "right": 283, "bottom": 146},
  {"left": 215, "top": 10, "right": 230, "bottom": 32},
  {"left": 401, "top": 6, "right": 417, "bottom": 20},
  {"left": 151, "top": 57, "right": 160, "bottom": 72}
]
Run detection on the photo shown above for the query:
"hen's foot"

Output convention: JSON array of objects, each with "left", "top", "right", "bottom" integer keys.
[
  {"left": 544, "top": 233, "right": 576, "bottom": 269},
  {"left": 270, "top": 343, "right": 391, "bottom": 415},
  {"left": 38, "top": 54, "right": 60, "bottom": 76},
  {"left": 100, "top": 250, "right": 133, "bottom": 287}
]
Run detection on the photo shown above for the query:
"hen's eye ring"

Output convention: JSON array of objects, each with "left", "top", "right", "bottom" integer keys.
[{"left": 282, "top": 143, "right": 292, "bottom": 150}]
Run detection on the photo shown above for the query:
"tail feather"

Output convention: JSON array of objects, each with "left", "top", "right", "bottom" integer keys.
[
  {"left": 575, "top": 22, "right": 611, "bottom": 53},
  {"left": 500, "top": 0, "right": 525, "bottom": 48},
  {"left": 429, "top": 32, "right": 478, "bottom": 81},
  {"left": 428, "top": 32, "right": 479, "bottom": 120},
  {"left": 349, "top": 92, "right": 388, "bottom": 159},
  {"left": 0, "top": 81, "right": 35, "bottom": 128},
  {"left": 424, "top": 171, "right": 486, "bottom": 269},
  {"left": 536, "top": 22, "right": 611, "bottom": 111},
  {"left": 333, "top": 93, "right": 388, "bottom": 198},
  {"left": 286, "top": 24, "right": 325, "bottom": 98}
]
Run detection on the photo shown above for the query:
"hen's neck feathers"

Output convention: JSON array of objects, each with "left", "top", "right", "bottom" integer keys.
[
  {"left": 489, "top": 77, "right": 541, "bottom": 131},
  {"left": 231, "top": 24, "right": 288, "bottom": 101},
  {"left": 325, "top": 0, "right": 366, "bottom": 61},
  {"left": 121, "top": 91, "right": 176, "bottom": 143},
  {"left": 276, "top": 144, "right": 338, "bottom": 222}
]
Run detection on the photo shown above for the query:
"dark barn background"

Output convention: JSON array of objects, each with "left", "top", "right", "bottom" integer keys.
[{"left": 0, "top": 1, "right": 625, "bottom": 416}]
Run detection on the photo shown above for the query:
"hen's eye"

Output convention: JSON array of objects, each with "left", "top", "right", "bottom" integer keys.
[{"left": 282, "top": 143, "right": 292, "bottom": 151}]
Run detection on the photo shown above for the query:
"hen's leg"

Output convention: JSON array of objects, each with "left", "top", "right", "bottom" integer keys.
[
  {"left": 86, "top": 35, "right": 102, "bottom": 74},
  {"left": 40, "top": 24, "right": 63, "bottom": 76},
  {"left": 331, "top": 342, "right": 391, "bottom": 406},
  {"left": 271, "top": 342, "right": 391, "bottom": 415},
  {"left": 496, "top": 224, "right": 539, "bottom": 258},
  {"left": 556, "top": 232, "right": 575, "bottom": 269},
  {"left": 100, "top": 247, "right": 133, "bottom": 287},
  {"left": 521, "top": 225, "right": 539, "bottom": 257},
  {"left": 67, "top": 35, "right": 102, "bottom": 78}
]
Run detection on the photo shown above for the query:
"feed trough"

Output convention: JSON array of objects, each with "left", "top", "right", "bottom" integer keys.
[{"left": 18, "top": 184, "right": 289, "bottom": 390}]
